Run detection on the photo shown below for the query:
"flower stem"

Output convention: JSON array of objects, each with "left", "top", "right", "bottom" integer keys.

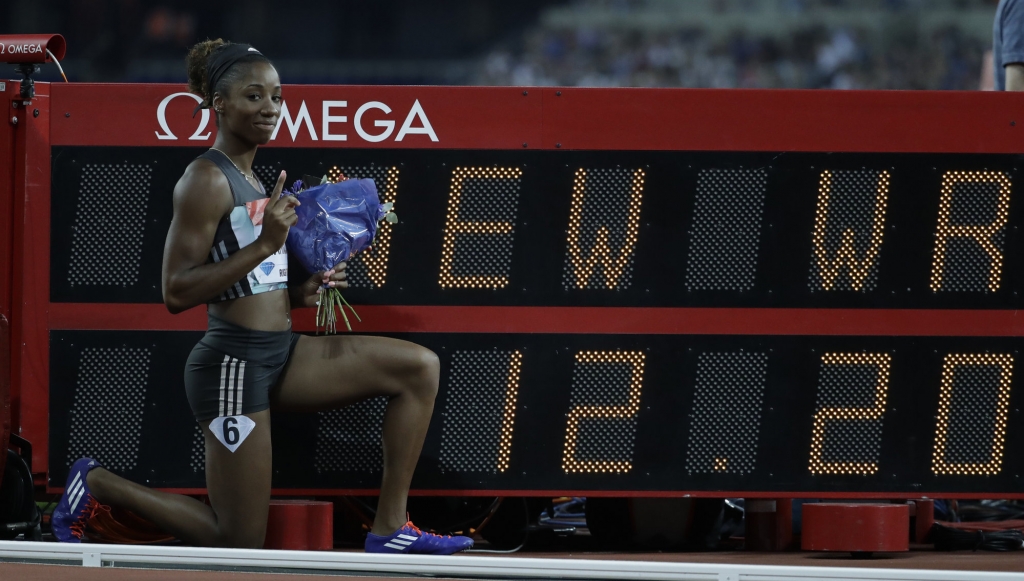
[
  {"left": 316, "top": 286, "right": 355, "bottom": 334},
  {"left": 336, "top": 291, "right": 362, "bottom": 323}
]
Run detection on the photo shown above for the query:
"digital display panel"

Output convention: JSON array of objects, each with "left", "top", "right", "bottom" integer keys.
[
  {"left": 50, "top": 148, "right": 1024, "bottom": 309},
  {"left": 46, "top": 146, "right": 1024, "bottom": 495},
  {"left": 47, "top": 330, "right": 1023, "bottom": 493}
]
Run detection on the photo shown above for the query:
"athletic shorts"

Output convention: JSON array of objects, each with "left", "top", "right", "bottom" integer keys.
[{"left": 184, "top": 314, "right": 301, "bottom": 422}]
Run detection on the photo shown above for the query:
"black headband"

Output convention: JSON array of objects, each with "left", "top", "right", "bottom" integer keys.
[{"left": 192, "top": 43, "right": 264, "bottom": 117}]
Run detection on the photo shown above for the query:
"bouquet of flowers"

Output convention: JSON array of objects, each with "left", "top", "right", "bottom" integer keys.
[{"left": 285, "top": 175, "right": 396, "bottom": 333}]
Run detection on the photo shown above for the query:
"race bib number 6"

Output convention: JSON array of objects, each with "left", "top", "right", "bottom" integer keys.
[{"left": 209, "top": 415, "right": 256, "bottom": 452}]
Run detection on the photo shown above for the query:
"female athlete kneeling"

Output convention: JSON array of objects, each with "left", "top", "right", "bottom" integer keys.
[{"left": 52, "top": 39, "right": 471, "bottom": 555}]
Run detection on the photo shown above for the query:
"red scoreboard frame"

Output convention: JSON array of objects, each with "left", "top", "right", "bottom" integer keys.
[{"left": 5, "top": 81, "right": 1024, "bottom": 497}]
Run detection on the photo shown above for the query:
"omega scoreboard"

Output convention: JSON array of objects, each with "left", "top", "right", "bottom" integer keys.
[{"left": 26, "top": 85, "right": 1024, "bottom": 496}]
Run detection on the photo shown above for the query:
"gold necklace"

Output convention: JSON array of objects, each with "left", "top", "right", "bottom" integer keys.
[{"left": 210, "top": 147, "right": 257, "bottom": 182}]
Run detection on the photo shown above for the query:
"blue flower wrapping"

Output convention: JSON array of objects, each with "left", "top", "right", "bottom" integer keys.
[{"left": 285, "top": 178, "right": 386, "bottom": 275}]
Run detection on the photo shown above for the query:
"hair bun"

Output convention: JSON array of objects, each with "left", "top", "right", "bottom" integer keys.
[{"left": 186, "top": 38, "right": 228, "bottom": 105}]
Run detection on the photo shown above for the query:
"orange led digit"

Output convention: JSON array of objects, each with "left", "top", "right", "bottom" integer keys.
[
  {"left": 438, "top": 350, "right": 523, "bottom": 473},
  {"left": 808, "top": 353, "right": 891, "bottom": 476},
  {"left": 810, "top": 170, "right": 890, "bottom": 291},
  {"left": 562, "top": 351, "right": 645, "bottom": 474},
  {"left": 929, "top": 171, "right": 1011, "bottom": 292},
  {"left": 932, "top": 354, "right": 1013, "bottom": 476},
  {"left": 496, "top": 351, "right": 523, "bottom": 473},
  {"left": 438, "top": 167, "right": 522, "bottom": 289},
  {"left": 565, "top": 168, "right": 645, "bottom": 289}
]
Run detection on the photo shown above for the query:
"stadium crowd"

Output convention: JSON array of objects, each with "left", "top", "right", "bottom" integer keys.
[{"left": 473, "top": 0, "right": 993, "bottom": 90}]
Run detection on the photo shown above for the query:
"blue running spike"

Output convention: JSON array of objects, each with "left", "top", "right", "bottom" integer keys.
[
  {"left": 365, "top": 521, "right": 474, "bottom": 555},
  {"left": 51, "top": 458, "right": 103, "bottom": 543}
]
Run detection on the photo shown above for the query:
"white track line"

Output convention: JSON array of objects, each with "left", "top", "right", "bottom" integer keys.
[{"left": 0, "top": 541, "right": 1018, "bottom": 581}]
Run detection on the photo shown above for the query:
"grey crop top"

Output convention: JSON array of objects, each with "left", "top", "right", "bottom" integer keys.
[{"left": 199, "top": 149, "right": 288, "bottom": 303}]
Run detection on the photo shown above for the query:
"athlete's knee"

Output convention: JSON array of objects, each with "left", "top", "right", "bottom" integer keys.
[
  {"left": 211, "top": 513, "right": 267, "bottom": 549},
  {"left": 409, "top": 346, "right": 440, "bottom": 400},
  {"left": 217, "top": 524, "right": 267, "bottom": 549}
]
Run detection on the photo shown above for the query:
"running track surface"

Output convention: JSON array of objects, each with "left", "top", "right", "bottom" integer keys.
[
  {"left": 2, "top": 549, "right": 1023, "bottom": 579},
  {"left": 0, "top": 563, "right": 450, "bottom": 581}
]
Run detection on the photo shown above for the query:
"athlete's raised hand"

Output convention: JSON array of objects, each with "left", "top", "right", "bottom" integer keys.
[{"left": 257, "top": 170, "right": 300, "bottom": 254}]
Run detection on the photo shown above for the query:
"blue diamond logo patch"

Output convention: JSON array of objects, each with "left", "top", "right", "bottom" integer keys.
[{"left": 259, "top": 262, "right": 275, "bottom": 276}]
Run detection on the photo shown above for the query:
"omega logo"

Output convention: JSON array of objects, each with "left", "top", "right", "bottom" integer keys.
[
  {"left": 0, "top": 42, "right": 44, "bottom": 56},
  {"left": 155, "top": 92, "right": 438, "bottom": 143},
  {"left": 269, "top": 98, "right": 438, "bottom": 143},
  {"left": 155, "top": 92, "right": 212, "bottom": 141}
]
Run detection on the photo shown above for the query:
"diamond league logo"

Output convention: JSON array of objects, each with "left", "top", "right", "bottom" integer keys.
[{"left": 155, "top": 92, "right": 438, "bottom": 143}]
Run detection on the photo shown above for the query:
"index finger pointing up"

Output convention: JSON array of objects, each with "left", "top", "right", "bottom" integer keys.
[{"left": 268, "top": 170, "right": 287, "bottom": 206}]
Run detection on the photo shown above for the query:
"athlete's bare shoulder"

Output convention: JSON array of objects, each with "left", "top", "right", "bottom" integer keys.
[{"left": 172, "top": 157, "right": 233, "bottom": 219}]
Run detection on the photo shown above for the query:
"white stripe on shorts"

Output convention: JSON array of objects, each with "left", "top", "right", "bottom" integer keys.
[
  {"left": 233, "top": 359, "right": 245, "bottom": 416},
  {"left": 219, "top": 354, "right": 231, "bottom": 417}
]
